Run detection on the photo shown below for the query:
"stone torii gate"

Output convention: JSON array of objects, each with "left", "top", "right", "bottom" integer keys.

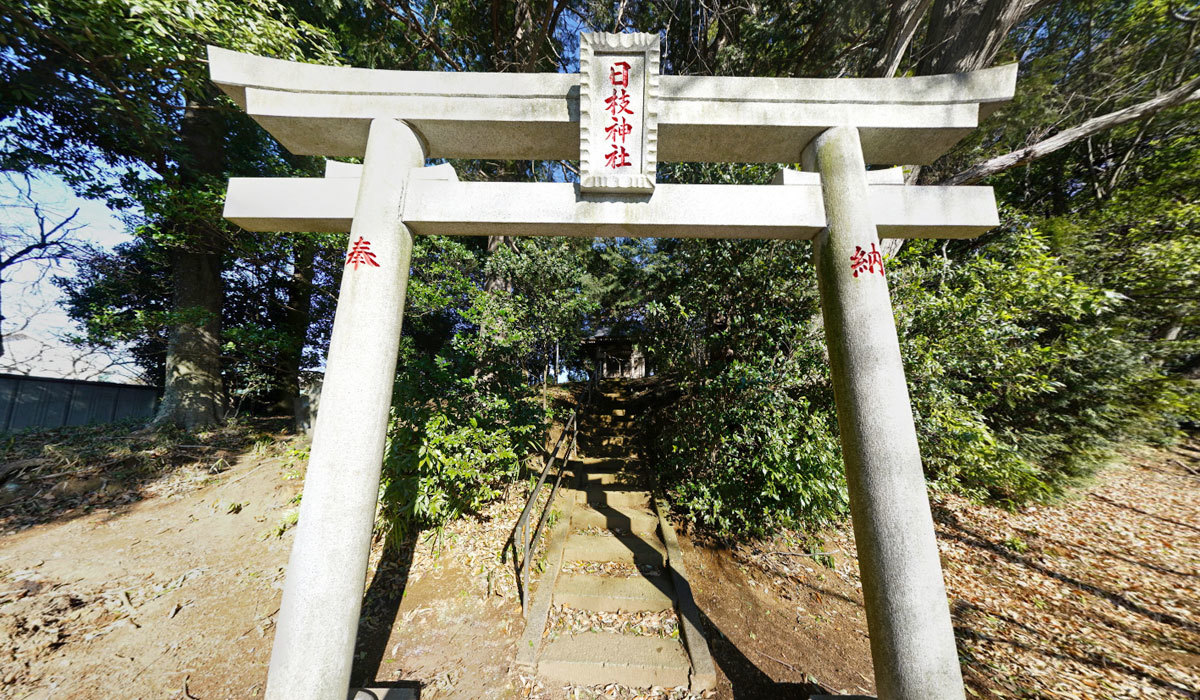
[{"left": 209, "top": 33, "right": 1016, "bottom": 700}]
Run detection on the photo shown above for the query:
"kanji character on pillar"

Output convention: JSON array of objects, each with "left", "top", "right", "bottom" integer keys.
[
  {"left": 604, "top": 145, "right": 632, "bottom": 168},
  {"left": 609, "top": 61, "right": 631, "bottom": 87},
  {"left": 850, "top": 243, "right": 885, "bottom": 277},
  {"left": 345, "top": 236, "right": 380, "bottom": 270},
  {"left": 604, "top": 88, "right": 633, "bottom": 116}
]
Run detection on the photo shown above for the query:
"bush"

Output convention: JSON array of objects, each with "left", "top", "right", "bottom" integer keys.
[
  {"left": 375, "top": 341, "right": 547, "bottom": 551},
  {"left": 380, "top": 410, "right": 521, "bottom": 548},
  {"left": 646, "top": 363, "right": 845, "bottom": 539},
  {"left": 894, "top": 221, "right": 1194, "bottom": 502},
  {"left": 641, "top": 215, "right": 1196, "bottom": 539}
]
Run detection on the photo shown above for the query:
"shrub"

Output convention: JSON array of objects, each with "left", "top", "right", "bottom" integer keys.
[
  {"left": 375, "top": 341, "right": 547, "bottom": 551},
  {"left": 642, "top": 215, "right": 1196, "bottom": 538},
  {"left": 647, "top": 363, "right": 845, "bottom": 539},
  {"left": 894, "top": 221, "right": 1194, "bottom": 502}
]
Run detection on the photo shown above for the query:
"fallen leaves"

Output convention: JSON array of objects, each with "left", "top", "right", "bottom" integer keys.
[
  {"left": 930, "top": 446, "right": 1200, "bottom": 699},
  {"left": 560, "top": 682, "right": 711, "bottom": 699},
  {"left": 729, "top": 440, "right": 1199, "bottom": 700},
  {"left": 561, "top": 560, "right": 662, "bottom": 578},
  {"left": 546, "top": 603, "right": 680, "bottom": 639}
]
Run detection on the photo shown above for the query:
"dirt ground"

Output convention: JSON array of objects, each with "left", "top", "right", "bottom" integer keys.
[
  {"left": 681, "top": 438, "right": 1200, "bottom": 699},
  {"left": 0, "top": 428, "right": 307, "bottom": 699},
  {"left": 1, "top": 425, "right": 1196, "bottom": 699}
]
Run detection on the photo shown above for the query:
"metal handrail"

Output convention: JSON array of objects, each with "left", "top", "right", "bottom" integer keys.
[{"left": 510, "top": 408, "right": 578, "bottom": 614}]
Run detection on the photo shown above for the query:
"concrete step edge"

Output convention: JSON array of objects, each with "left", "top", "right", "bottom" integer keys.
[
  {"left": 653, "top": 498, "right": 718, "bottom": 693},
  {"left": 512, "top": 491, "right": 578, "bottom": 672},
  {"left": 554, "top": 573, "right": 676, "bottom": 612},
  {"left": 562, "top": 532, "right": 666, "bottom": 567},
  {"left": 571, "top": 505, "right": 660, "bottom": 534},
  {"left": 577, "top": 489, "right": 652, "bottom": 508},
  {"left": 538, "top": 632, "right": 690, "bottom": 688}
]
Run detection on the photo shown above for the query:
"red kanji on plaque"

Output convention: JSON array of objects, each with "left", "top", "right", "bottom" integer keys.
[
  {"left": 604, "top": 145, "right": 632, "bottom": 168},
  {"left": 345, "top": 236, "right": 380, "bottom": 270},
  {"left": 609, "top": 61, "right": 631, "bottom": 87},
  {"left": 605, "top": 117, "right": 633, "bottom": 143},
  {"left": 604, "top": 88, "right": 633, "bottom": 115},
  {"left": 850, "top": 243, "right": 884, "bottom": 277}
]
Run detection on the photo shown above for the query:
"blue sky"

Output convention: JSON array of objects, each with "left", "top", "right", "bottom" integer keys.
[{"left": 2, "top": 172, "right": 137, "bottom": 381}]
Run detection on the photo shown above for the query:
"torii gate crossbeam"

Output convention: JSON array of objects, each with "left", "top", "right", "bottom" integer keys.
[{"left": 208, "top": 33, "right": 1016, "bottom": 700}]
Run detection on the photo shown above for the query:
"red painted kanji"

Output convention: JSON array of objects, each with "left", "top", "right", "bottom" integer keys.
[
  {"left": 602, "top": 61, "right": 636, "bottom": 171},
  {"left": 850, "top": 243, "right": 884, "bottom": 277},
  {"left": 604, "top": 145, "right": 632, "bottom": 168},
  {"left": 605, "top": 117, "right": 633, "bottom": 143},
  {"left": 345, "top": 236, "right": 380, "bottom": 270},
  {"left": 609, "top": 61, "right": 631, "bottom": 87},
  {"left": 604, "top": 88, "right": 633, "bottom": 116}
]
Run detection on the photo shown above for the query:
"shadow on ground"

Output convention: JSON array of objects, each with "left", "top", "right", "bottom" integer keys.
[
  {"left": 351, "top": 534, "right": 421, "bottom": 689},
  {"left": 695, "top": 603, "right": 829, "bottom": 699},
  {"left": 934, "top": 502, "right": 1199, "bottom": 697}
]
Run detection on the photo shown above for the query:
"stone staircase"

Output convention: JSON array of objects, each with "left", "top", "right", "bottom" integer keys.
[{"left": 514, "top": 385, "right": 716, "bottom": 692}]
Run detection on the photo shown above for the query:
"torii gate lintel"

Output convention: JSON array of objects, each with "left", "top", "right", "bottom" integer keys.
[{"left": 210, "top": 32, "right": 1016, "bottom": 700}]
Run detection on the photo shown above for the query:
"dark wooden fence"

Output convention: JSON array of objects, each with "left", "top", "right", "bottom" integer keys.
[{"left": 0, "top": 374, "right": 159, "bottom": 433}]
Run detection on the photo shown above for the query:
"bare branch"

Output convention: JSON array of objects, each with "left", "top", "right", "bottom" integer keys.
[
  {"left": 1, "top": 183, "right": 81, "bottom": 271},
  {"left": 942, "top": 75, "right": 1200, "bottom": 186},
  {"left": 1171, "top": 4, "right": 1200, "bottom": 23},
  {"left": 872, "top": 0, "right": 935, "bottom": 77},
  {"left": 373, "top": 0, "right": 464, "bottom": 71}
]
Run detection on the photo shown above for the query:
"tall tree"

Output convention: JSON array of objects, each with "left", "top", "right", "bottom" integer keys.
[
  {"left": 915, "top": 0, "right": 1050, "bottom": 74},
  {"left": 1, "top": 0, "right": 338, "bottom": 428}
]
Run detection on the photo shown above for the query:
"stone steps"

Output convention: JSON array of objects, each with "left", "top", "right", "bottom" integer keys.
[
  {"left": 554, "top": 573, "right": 675, "bottom": 612},
  {"left": 520, "top": 387, "right": 715, "bottom": 692},
  {"left": 578, "top": 485, "right": 651, "bottom": 508},
  {"left": 572, "top": 504, "right": 660, "bottom": 534},
  {"left": 538, "top": 632, "right": 690, "bottom": 688},
  {"left": 566, "top": 459, "right": 630, "bottom": 474},
  {"left": 562, "top": 532, "right": 665, "bottom": 568},
  {"left": 580, "top": 471, "right": 627, "bottom": 485}
]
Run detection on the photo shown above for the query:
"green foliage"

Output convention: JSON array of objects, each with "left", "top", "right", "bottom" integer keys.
[
  {"left": 55, "top": 239, "right": 172, "bottom": 383},
  {"left": 649, "top": 364, "right": 845, "bottom": 538},
  {"left": 889, "top": 220, "right": 1186, "bottom": 502},
  {"left": 14, "top": 0, "right": 1199, "bottom": 542},
  {"left": 636, "top": 233, "right": 846, "bottom": 538},
  {"left": 637, "top": 205, "right": 1196, "bottom": 538},
  {"left": 2, "top": 0, "right": 338, "bottom": 182},
  {"left": 373, "top": 234, "right": 596, "bottom": 550},
  {"left": 380, "top": 405, "right": 523, "bottom": 548},
  {"left": 472, "top": 238, "right": 599, "bottom": 376},
  {"left": 376, "top": 341, "right": 547, "bottom": 551},
  {"left": 58, "top": 233, "right": 344, "bottom": 403}
]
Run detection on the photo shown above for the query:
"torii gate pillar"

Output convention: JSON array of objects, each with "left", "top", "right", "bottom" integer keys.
[
  {"left": 265, "top": 118, "right": 424, "bottom": 699},
  {"left": 808, "top": 126, "right": 965, "bottom": 699}
]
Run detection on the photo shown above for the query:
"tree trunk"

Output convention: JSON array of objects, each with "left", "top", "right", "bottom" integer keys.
[
  {"left": 483, "top": 234, "right": 512, "bottom": 294},
  {"left": 275, "top": 240, "right": 316, "bottom": 417},
  {"left": 876, "top": 0, "right": 1043, "bottom": 258},
  {"left": 154, "top": 248, "right": 225, "bottom": 429},
  {"left": 872, "top": 0, "right": 935, "bottom": 77},
  {"left": 153, "top": 96, "right": 226, "bottom": 430},
  {"left": 477, "top": 234, "right": 513, "bottom": 350},
  {"left": 918, "top": 0, "right": 1048, "bottom": 75}
]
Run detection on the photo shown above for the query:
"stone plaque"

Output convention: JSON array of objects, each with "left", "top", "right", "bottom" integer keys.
[{"left": 579, "top": 32, "right": 659, "bottom": 194}]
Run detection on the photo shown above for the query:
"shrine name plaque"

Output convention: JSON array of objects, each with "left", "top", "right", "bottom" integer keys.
[{"left": 579, "top": 32, "right": 659, "bottom": 194}]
